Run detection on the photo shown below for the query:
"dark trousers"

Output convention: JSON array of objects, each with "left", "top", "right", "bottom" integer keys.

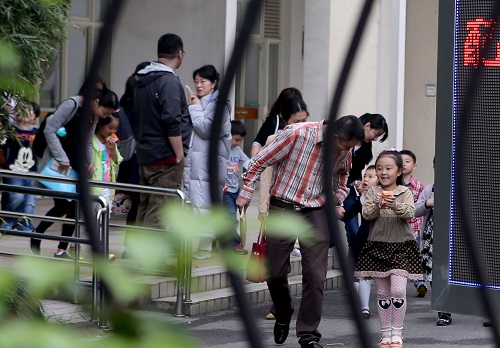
[
  {"left": 343, "top": 185, "right": 359, "bottom": 248},
  {"left": 136, "top": 159, "right": 185, "bottom": 228},
  {"left": 34, "top": 198, "right": 76, "bottom": 250},
  {"left": 266, "top": 204, "right": 330, "bottom": 345}
]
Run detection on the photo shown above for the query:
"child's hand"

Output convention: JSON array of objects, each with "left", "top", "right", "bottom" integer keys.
[
  {"left": 105, "top": 137, "right": 117, "bottom": 149},
  {"left": 354, "top": 180, "right": 362, "bottom": 193},
  {"left": 385, "top": 195, "right": 398, "bottom": 209}
]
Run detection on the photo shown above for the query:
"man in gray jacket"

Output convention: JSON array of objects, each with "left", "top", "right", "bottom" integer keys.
[{"left": 134, "top": 33, "right": 192, "bottom": 228}]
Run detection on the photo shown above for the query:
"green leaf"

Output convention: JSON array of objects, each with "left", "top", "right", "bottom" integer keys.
[
  {"left": 219, "top": 249, "right": 248, "bottom": 274},
  {"left": 122, "top": 228, "right": 173, "bottom": 270},
  {"left": 16, "top": 257, "right": 73, "bottom": 298},
  {"left": 97, "top": 261, "right": 149, "bottom": 304},
  {"left": 0, "top": 41, "right": 17, "bottom": 69},
  {"left": 266, "top": 212, "right": 314, "bottom": 239},
  {"left": 0, "top": 320, "right": 91, "bottom": 348},
  {"left": 162, "top": 202, "right": 233, "bottom": 242}
]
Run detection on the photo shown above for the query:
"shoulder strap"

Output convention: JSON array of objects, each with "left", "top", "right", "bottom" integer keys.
[{"left": 274, "top": 115, "right": 280, "bottom": 134}]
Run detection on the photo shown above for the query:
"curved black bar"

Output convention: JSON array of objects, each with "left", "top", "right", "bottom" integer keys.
[
  {"left": 456, "top": 0, "right": 500, "bottom": 343},
  {"left": 322, "top": 1, "right": 374, "bottom": 347},
  {"left": 76, "top": 0, "right": 127, "bottom": 256},
  {"left": 72, "top": 0, "right": 128, "bottom": 325},
  {"left": 207, "top": 0, "right": 264, "bottom": 347}
]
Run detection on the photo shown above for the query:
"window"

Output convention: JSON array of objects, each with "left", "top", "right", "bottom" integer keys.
[
  {"left": 235, "top": 0, "right": 281, "bottom": 154},
  {"left": 40, "top": 0, "right": 111, "bottom": 110}
]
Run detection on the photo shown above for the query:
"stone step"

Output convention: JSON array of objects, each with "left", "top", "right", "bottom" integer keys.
[
  {"left": 149, "top": 253, "right": 334, "bottom": 300},
  {"left": 151, "top": 269, "right": 343, "bottom": 316}
]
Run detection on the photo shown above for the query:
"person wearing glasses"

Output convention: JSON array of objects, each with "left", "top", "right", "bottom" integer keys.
[{"left": 133, "top": 33, "right": 192, "bottom": 229}]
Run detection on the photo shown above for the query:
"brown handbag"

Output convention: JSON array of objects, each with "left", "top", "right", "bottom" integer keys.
[{"left": 245, "top": 221, "right": 267, "bottom": 283}]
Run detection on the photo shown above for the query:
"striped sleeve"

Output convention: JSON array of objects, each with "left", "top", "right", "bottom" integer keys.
[{"left": 239, "top": 128, "right": 296, "bottom": 203}]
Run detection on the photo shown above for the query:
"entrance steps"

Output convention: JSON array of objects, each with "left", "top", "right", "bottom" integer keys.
[{"left": 145, "top": 252, "right": 343, "bottom": 316}]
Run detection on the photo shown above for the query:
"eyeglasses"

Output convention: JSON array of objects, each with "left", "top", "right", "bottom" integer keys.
[{"left": 181, "top": 50, "right": 186, "bottom": 56}]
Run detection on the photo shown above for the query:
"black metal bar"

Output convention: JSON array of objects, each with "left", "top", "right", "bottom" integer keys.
[
  {"left": 0, "top": 169, "right": 186, "bottom": 196},
  {"left": 76, "top": 0, "right": 126, "bottom": 257},
  {"left": 0, "top": 183, "right": 81, "bottom": 201},
  {"left": 322, "top": 1, "right": 375, "bottom": 347},
  {"left": 207, "top": 0, "right": 264, "bottom": 347},
  {"left": 0, "top": 229, "right": 91, "bottom": 244}
]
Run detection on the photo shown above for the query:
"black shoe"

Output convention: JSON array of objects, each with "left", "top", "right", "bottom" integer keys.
[
  {"left": 54, "top": 252, "right": 73, "bottom": 260},
  {"left": 274, "top": 322, "right": 290, "bottom": 344},
  {"left": 30, "top": 238, "right": 41, "bottom": 255},
  {"left": 436, "top": 313, "right": 452, "bottom": 326},
  {"left": 484, "top": 319, "right": 492, "bottom": 327},
  {"left": 301, "top": 341, "right": 323, "bottom": 348}
]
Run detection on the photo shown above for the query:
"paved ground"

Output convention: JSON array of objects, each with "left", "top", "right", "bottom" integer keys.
[
  {"left": 38, "top": 283, "right": 498, "bottom": 347},
  {"left": 1, "top": 196, "right": 497, "bottom": 347},
  {"left": 186, "top": 284, "right": 496, "bottom": 347}
]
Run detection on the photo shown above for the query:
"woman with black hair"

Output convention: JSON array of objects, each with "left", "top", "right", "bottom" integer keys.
[
  {"left": 183, "top": 65, "right": 232, "bottom": 259},
  {"left": 251, "top": 87, "right": 302, "bottom": 157},
  {"left": 30, "top": 85, "right": 120, "bottom": 258}
]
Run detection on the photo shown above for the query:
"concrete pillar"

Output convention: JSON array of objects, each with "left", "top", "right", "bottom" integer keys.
[
  {"left": 375, "top": 0, "right": 407, "bottom": 151},
  {"left": 302, "top": 0, "right": 334, "bottom": 121}
]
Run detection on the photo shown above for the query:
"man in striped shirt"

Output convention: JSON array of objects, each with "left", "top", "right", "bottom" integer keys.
[{"left": 237, "top": 116, "right": 364, "bottom": 348}]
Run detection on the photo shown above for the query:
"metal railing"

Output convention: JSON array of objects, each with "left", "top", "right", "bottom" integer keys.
[{"left": 0, "top": 168, "right": 191, "bottom": 326}]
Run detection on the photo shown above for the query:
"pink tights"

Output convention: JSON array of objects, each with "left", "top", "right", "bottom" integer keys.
[{"left": 374, "top": 274, "right": 407, "bottom": 330}]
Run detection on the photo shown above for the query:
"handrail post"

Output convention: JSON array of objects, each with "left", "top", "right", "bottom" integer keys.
[{"left": 97, "top": 197, "right": 109, "bottom": 329}]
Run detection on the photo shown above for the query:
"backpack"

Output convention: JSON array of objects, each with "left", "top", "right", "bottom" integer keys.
[
  {"left": 115, "top": 108, "right": 136, "bottom": 161},
  {"left": 32, "top": 98, "right": 79, "bottom": 158}
]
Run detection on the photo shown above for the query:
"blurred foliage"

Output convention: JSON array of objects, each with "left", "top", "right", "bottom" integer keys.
[
  {"left": 0, "top": 195, "right": 312, "bottom": 346},
  {"left": 0, "top": 0, "right": 70, "bottom": 142}
]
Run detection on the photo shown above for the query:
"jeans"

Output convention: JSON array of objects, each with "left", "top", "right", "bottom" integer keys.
[
  {"left": 223, "top": 189, "right": 241, "bottom": 245},
  {"left": 343, "top": 185, "right": 359, "bottom": 249},
  {"left": 4, "top": 178, "right": 36, "bottom": 227}
]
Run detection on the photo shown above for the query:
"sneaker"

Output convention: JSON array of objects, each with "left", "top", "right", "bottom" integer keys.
[
  {"left": 483, "top": 319, "right": 492, "bottom": 327},
  {"left": 436, "top": 312, "right": 452, "bottom": 326},
  {"left": 415, "top": 281, "right": 428, "bottom": 297},
  {"left": 234, "top": 244, "right": 248, "bottom": 255},
  {"left": 266, "top": 313, "right": 276, "bottom": 320},
  {"left": 2, "top": 222, "right": 13, "bottom": 230},
  {"left": 54, "top": 251, "right": 73, "bottom": 260},
  {"left": 14, "top": 217, "right": 34, "bottom": 232},
  {"left": 291, "top": 248, "right": 301, "bottom": 257},
  {"left": 192, "top": 250, "right": 212, "bottom": 260}
]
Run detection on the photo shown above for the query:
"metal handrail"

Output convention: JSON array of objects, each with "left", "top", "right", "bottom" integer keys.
[{"left": 0, "top": 168, "right": 191, "bottom": 319}]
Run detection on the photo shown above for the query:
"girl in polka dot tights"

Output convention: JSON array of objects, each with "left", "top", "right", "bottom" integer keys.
[{"left": 354, "top": 151, "right": 422, "bottom": 348}]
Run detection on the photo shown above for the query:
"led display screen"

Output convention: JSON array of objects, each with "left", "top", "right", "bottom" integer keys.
[{"left": 450, "top": 0, "right": 500, "bottom": 288}]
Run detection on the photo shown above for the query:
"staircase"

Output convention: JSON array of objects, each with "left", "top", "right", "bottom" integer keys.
[{"left": 147, "top": 252, "right": 343, "bottom": 316}]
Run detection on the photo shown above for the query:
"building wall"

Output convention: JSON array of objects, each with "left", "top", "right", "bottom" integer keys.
[
  {"left": 403, "top": 0, "right": 438, "bottom": 185},
  {"left": 110, "top": 0, "right": 233, "bottom": 97},
  {"left": 109, "top": 0, "right": 439, "bottom": 187}
]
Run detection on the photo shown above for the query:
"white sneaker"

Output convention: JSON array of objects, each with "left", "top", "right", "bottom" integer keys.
[
  {"left": 192, "top": 250, "right": 212, "bottom": 260},
  {"left": 291, "top": 248, "right": 301, "bottom": 257}
]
